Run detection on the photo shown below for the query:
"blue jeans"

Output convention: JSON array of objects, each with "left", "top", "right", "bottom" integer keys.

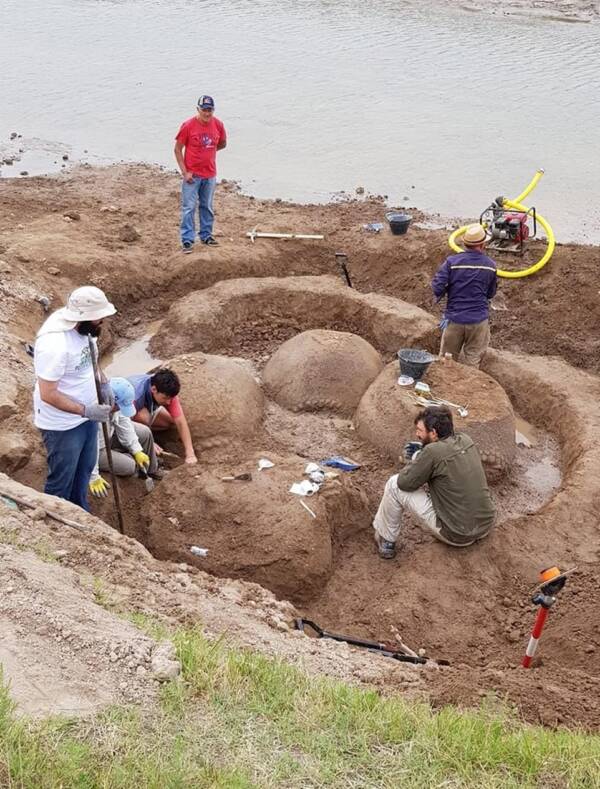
[
  {"left": 181, "top": 176, "right": 216, "bottom": 243},
  {"left": 41, "top": 420, "right": 98, "bottom": 511}
]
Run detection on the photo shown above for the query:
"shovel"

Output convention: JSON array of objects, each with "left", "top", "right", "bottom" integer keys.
[{"left": 87, "top": 336, "right": 125, "bottom": 534}]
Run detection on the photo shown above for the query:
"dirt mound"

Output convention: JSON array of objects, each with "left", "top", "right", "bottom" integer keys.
[
  {"left": 140, "top": 455, "right": 369, "bottom": 603},
  {"left": 150, "top": 275, "right": 438, "bottom": 361},
  {"left": 166, "top": 352, "right": 264, "bottom": 449},
  {"left": 0, "top": 502, "right": 159, "bottom": 716},
  {"left": 354, "top": 358, "right": 516, "bottom": 480},
  {"left": 0, "top": 474, "right": 424, "bottom": 715},
  {"left": 263, "top": 330, "right": 383, "bottom": 416}
]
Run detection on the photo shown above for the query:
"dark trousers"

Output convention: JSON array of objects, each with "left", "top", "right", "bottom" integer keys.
[{"left": 41, "top": 420, "right": 98, "bottom": 511}]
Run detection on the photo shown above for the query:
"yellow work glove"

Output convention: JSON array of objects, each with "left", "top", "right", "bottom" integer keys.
[
  {"left": 89, "top": 477, "right": 110, "bottom": 498},
  {"left": 133, "top": 451, "right": 150, "bottom": 471}
]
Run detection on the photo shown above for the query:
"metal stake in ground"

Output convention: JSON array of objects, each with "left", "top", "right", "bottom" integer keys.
[
  {"left": 335, "top": 252, "right": 353, "bottom": 288},
  {"left": 521, "top": 566, "right": 572, "bottom": 668},
  {"left": 87, "top": 336, "right": 125, "bottom": 534}
]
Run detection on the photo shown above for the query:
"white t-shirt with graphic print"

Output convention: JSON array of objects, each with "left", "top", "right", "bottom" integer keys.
[{"left": 33, "top": 330, "right": 98, "bottom": 431}]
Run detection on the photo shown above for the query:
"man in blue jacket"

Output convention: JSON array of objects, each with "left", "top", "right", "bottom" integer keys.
[{"left": 432, "top": 224, "right": 497, "bottom": 367}]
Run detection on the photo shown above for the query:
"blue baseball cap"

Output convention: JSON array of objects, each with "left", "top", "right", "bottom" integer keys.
[
  {"left": 110, "top": 377, "right": 136, "bottom": 418},
  {"left": 198, "top": 95, "right": 215, "bottom": 110}
]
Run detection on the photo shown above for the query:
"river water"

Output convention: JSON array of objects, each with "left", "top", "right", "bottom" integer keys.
[{"left": 1, "top": 0, "right": 599, "bottom": 242}]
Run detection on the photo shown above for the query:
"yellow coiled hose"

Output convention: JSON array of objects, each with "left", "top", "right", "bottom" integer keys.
[{"left": 448, "top": 169, "right": 555, "bottom": 279}]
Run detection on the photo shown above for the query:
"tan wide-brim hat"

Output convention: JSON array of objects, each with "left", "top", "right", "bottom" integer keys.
[
  {"left": 463, "top": 223, "right": 487, "bottom": 247},
  {"left": 62, "top": 286, "right": 117, "bottom": 322}
]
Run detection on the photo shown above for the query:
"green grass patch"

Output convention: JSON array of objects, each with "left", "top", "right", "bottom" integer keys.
[
  {"left": 0, "top": 628, "right": 599, "bottom": 787},
  {"left": 0, "top": 528, "right": 58, "bottom": 564}
]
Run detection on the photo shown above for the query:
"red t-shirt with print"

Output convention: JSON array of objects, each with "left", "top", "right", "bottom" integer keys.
[{"left": 175, "top": 116, "right": 226, "bottom": 178}]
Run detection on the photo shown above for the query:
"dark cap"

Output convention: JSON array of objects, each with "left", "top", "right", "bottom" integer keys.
[{"left": 198, "top": 95, "right": 215, "bottom": 110}]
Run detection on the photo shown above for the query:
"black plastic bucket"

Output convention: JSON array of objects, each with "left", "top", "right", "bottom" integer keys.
[
  {"left": 397, "top": 348, "right": 435, "bottom": 381},
  {"left": 386, "top": 211, "right": 412, "bottom": 236}
]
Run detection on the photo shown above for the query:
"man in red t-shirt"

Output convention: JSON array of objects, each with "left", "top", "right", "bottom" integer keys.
[{"left": 174, "top": 95, "right": 227, "bottom": 252}]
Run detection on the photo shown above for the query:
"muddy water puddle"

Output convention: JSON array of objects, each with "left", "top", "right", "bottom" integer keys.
[
  {"left": 495, "top": 423, "right": 561, "bottom": 519},
  {"left": 515, "top": 415, "right": 537, "bottom": 448},
  {"left": 103, "top": 320, "right": 163, "bottom": 378},
  {"left": 511, "top": 415, "right": 561, "bottom": 501}
]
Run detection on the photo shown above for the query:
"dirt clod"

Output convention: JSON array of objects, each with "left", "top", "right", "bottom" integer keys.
[
  {"left": 150, "top": 642, "right": 181, "bottom": 682},
  {"left": 118, "top": 224, "right": 141, "bottom": 243}
]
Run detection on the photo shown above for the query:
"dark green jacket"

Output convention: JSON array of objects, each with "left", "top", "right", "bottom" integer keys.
[{"left": 396, "top": 432, "right": 495, "bottom": 542}]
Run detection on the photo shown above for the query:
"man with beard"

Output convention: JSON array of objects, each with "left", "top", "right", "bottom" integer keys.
[
  {"left": 373, "top": 406, "right": 495, "bottom": 559},
  {"left": 33, "top": 286, "right": 116, "bottom": 510}
]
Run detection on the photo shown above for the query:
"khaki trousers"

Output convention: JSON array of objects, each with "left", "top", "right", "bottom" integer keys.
[
  {"left": 440, "top": 319, "right": 490, "bottom": 367},
  {"left": 373, "top": 474, "right": 474, "bottom": 547},
  {"left": 99, "top": 423, "right": 158, "bottom": 478}
]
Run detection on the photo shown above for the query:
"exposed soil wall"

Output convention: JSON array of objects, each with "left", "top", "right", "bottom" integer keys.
[{"left": 150, "top": 276, "right": 439, "bottom": 361}]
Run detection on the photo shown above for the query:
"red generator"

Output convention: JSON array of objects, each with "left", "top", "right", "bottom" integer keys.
[{"left": 480, "top": 197, "right": 537, "bottom": 254}]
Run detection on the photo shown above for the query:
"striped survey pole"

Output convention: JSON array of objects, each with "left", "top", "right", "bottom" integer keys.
[
  {"left": 522, "top": 605, "right": 551, "bottom": 668},
  {"left": 522, "top": 566, "right": 569, "bottom": 669}
]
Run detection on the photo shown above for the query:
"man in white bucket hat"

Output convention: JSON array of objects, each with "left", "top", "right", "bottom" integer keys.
[{"left": 33, "top": 286, "right": 116, "bottom": 510}]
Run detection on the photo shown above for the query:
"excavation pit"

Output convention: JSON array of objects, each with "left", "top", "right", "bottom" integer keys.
[
  {"left": 5, "top": 164, "right": 600, "bottom": 730},
  {"left": 149, "top": 275, "right": 439, "bottom": 361},
  {"left": 10, "top": 291, "right": 583, "bottom": 729}
]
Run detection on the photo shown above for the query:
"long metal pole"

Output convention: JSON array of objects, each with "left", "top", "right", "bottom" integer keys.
[{"left": 87, "top": 336, "right": 125, "bottom": 534}]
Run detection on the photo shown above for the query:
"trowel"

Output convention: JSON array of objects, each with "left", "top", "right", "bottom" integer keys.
[
  {"left": 138, "top": 467, "right": 155, "bottom": 493},
  {"left": 221, "top": 472, "right": 253, "bottom": 482}
]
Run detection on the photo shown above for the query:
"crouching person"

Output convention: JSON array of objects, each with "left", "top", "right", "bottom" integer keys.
[
  {"left": 128, "top": 368, "right": 198, "bottom": 465},
  {"left": 89, "top": 377, "right": 160, "bottom": 497},
  {"left": 373, "top": 406, "right": 495, "bottom": 559}
]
